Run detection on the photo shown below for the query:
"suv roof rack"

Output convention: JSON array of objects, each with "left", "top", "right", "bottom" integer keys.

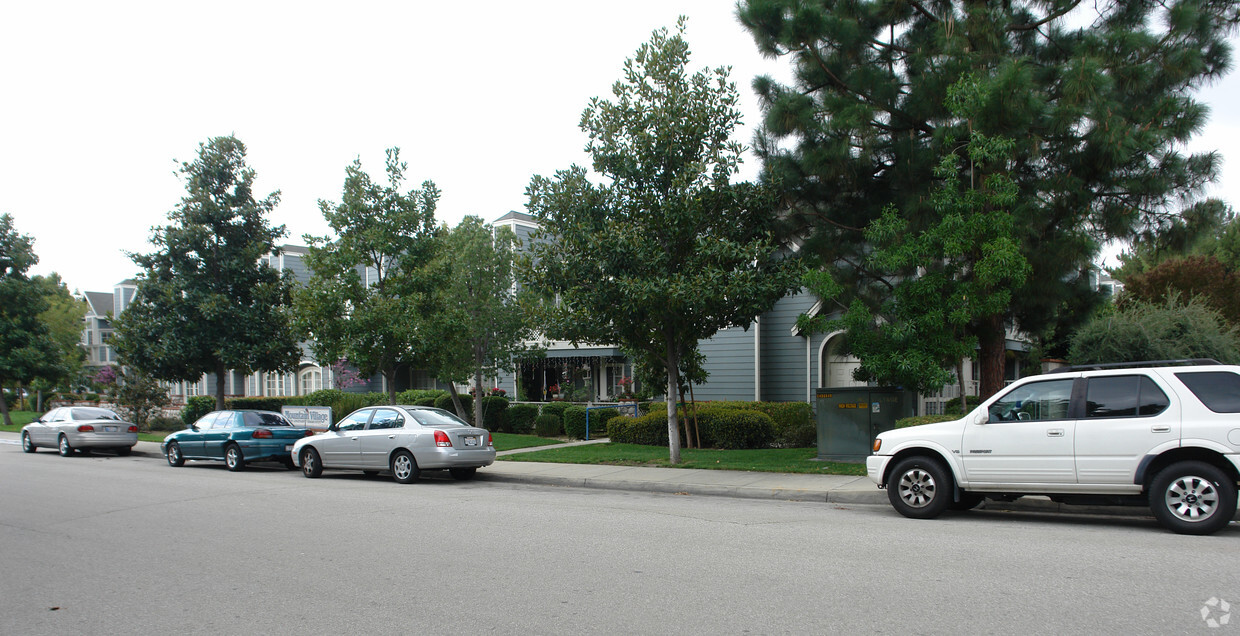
[{"left": 1046, "top": 359, "right": 1221, "bottom": 374}]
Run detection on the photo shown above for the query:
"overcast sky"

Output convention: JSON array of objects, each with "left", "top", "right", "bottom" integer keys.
[{"left": 3, "top": 1, "right": 1238, "bottom": 294}]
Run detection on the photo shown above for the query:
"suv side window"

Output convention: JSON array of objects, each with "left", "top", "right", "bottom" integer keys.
[
  {"left": 1085, "top": 375, "right": 1169, "bottom": 418},
  {"left": 1174, "top": 371, "right": 1240, "bottom": 413},
  {"left": 988, "top": 379, "right": 1075, "bottom": 422}
]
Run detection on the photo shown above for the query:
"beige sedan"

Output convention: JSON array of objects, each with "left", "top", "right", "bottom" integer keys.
[{"left": 21, "top": 406, "right": 139, "bottom": 456}]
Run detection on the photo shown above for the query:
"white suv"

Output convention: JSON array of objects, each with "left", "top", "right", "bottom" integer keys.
[{"left": 867, "top": 360, "right": 1240, "bottom": 535}]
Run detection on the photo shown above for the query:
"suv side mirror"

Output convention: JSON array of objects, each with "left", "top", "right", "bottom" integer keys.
[{"left": 972, "top": 413, "right": 987, "bottom": 426}]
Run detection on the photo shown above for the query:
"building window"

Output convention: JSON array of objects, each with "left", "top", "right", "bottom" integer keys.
[
  {"left": 185, "top": 379, "right": 201, "bottom": 396},
  {"left": 300, "top": 368, "right": 322, "bottom": 395},
  {"left": 266, "top": 373, "right": 286, "bottom": 397}
]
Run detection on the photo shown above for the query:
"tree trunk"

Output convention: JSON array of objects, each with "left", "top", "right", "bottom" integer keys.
[
  {"left": 664, "top": 332, "right": 681, "bottom": 464},
  {"left": 447, "top": 383, "right": 468, "bottom": 420},
  {"left": 977, "top": 314, "right": 1007, "bottom": 402},
  {"left": 689, "top": 382, "right": 701, "bottom": 449},
  {"left": 215, "top": 364, "right": 227, "bottom": 411},
  {"left": 956, "top": 359, "right": 968, "bottom": 414},
  {"left": 473, "top": 368, "right": 485, "bottom": 429},
  {"left": 385, "top": 368, "right": 397, "bottom": 405},
  {"left": 0, "top": 387, "right": 11, "bottom": 427},
  {"left": 678, "top": 384, "right": 691, "bottom": 448}
]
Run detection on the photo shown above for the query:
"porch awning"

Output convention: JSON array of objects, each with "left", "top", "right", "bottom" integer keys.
[{"left": 542, "top": 347, "right": 624, "bottom": 359}]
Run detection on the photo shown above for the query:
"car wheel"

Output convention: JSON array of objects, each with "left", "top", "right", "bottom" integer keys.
[
  {"left": 887, "top": 456, "right": 952, "bottom": 519},
  {"left": 224, "top": 444, "right": 245, "bottom": 472},
  {"left": 58, "top": 435, "right": 74, "bottom": 457},
  {"left": 301, "top": 448, "right": 322, "bottom": 478},
  {"left": 391, "top": 450, "right": 419, "bottom": 484},
  {"left": 449, "top": 467, "right": 477, "bottom": 481},
  {"left": 950, "top": 492, "right": 984, "bottom": 511},
  {"left": 116, "top": 446, "right": 132, "bottom": 456},
  {"left": 166, "top": 441, "right": 185, "bottom": 467},
  {"left": 283, "top": 458, "right": 297, "bottom": 470},
  {"left": 21, "top": 432, "right": 36, "bottom": 453},
  {"left": 1150, "top": 461, "right": 1237, "bottom": 535}
]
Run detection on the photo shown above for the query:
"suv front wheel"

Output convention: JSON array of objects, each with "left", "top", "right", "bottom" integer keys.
[
  {"left": 887, "top": 456, "right": 952, "bottom": 519},
  {"left": 1149, "top": 461, "right": 1237, "bottom": 535}
]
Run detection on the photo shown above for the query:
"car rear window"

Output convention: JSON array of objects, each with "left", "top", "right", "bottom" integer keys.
[
  {"left": 1085, "top": 376, "right": 1169, "bottom": 418},
  {"left": 1174, "top": 371, "right": 1240, "bottom": 413},
  {"left": 71, "top": 408, "right": 122, "bottom": 421},
  {"left": 408, "top": 408, "right": 469, "bottom": 428},
  {"left": 242, "top": 412, "right": 293, "bottom": 427}
]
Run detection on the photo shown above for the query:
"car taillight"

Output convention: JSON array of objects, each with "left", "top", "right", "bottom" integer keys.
[
  {"left": 128, "top": 426, "right": 138, "bottom": 433},
  {"left": 487, "top": 432, "right": 492, "bottom": 447},
  {"left": 77, "top": 424, "right": 94, "bottom": 432},
  {"left": 434, "top": 430, "right": 452, "bottom": 447},
  {"left": 252, "top": 428, "right": 272, "bottom": 439},
  {"left": 304, "top": 429, "right": 315, "bottom": 437}
]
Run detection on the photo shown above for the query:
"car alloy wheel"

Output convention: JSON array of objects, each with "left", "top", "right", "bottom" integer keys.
[
  {"left": 391, "top": 450, "right": 419, "bottom": 484},
  {"left": 887, "top": 456, "right": 952, "bottom": 519},
  {"left": 301, "top": 448, "right": 322, "bottom": 478},
  {"left": 166, "top": 442, "right": 185, "bottom": 467},
  {"left": 224, "top": 444, "right": 245, "bottom": 472},
  {"left": 21, "top": 432, "right": 36, "bottom": 453},
  {"left": 1151, "top": 461, "right": 1237, "bottom": 535},
  {"left": 58, "top": 435, "right": 73, "bottom": 457}
]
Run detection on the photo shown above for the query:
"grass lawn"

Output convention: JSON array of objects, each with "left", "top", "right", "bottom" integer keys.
[
  {"left": 0, "top": 411, "right": 38, "bottom": 430},
  {"left": 499, "top": 442, "right": 866, "bottom": 476},
  {"left": 490, "top": 432, "right": 568, "bottom": 452}
]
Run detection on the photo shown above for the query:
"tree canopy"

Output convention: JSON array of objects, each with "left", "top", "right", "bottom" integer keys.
[
  {"left": 1069, "top": 294, "right": 1240, "bottom": 364},
  {"left": 294, "top": 148, "right": 440, "bottom": 405},
  {"left": 522, "top": 19, "right": 802, "bottom": 463},
  {"left": 114, "top": 136, "right": 301, "bottom": 410},
  {"left": 740, "top": 0, "right": 1239, "bottom": 398}
]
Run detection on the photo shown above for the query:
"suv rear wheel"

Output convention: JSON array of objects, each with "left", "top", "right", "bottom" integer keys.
[
  {"left": 888, "top": 456, "right": 952, "bottom": 519},
  {"left": 1149, "top": 461, "right": 1237, "bottom": 535}
]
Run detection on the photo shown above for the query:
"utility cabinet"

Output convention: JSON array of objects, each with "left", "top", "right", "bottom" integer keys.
[{"left": 815, "top": 387, "right": 917, "bottom": 462}]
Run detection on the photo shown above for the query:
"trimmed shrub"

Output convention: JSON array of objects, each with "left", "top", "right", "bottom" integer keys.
[
  {"left": 332, "top": 392, "right": 387, "bottom": 424},
  {"left": 413, "top": 396, "right": 437, "bottom": 407},
  {"left": 398, "top": 389, "right": 447, "bottom": 404},
  {"left": 539, "top": 401, "right": 571, "bottom": 422},
  {"left": 434, "top": 394, "right": 474, "bottom": 422},
  {"left": 694, "top": 407, "right": 775, "bottom": 449},
  {"left": 687, "top": 401, "right": 814, "bottom": 448},
  {"left": 534, "top": 414, "right": 563, "bottom": 437},
  {"left": 300, "top": 389, "right": 347, "bottom": 407},
  {"left": 480, "top": 396, "right": 510, "bottom": 431},
  {"left": 226, "top": 396, "right": 288, "bottom": 412},
  {"left": 590, "top": 407, "right": 621, "bottom": 434},
  {"left": 896, "top": 414, "right": 958, "bottom": 429},
  {"left": 180, "top": 396, "right": 215, "bottom": 425},
  {"left": 607, "top": 412, "right": 675, "bottom": 446},
  {"left": 563, "top": 406, "right": 588, "bottom": 439},
  {"left": 149, "top": 415, "right": 185, "bottom": 432},
  {"left": 507, "top": 403, "right": 539, "bottom": 434}
]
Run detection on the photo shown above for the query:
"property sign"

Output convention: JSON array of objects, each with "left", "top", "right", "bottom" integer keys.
[{"left": 282, "top": 406, "right": 333, "bottom": 431}]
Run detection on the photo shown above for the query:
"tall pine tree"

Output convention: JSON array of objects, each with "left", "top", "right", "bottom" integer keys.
[{"left": 740, "top": 0, "right": 1239, "bottom": 398}]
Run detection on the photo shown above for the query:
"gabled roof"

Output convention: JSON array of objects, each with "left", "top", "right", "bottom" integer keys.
[
  {"left": 494, "top": 210, "right": 537, "bottom": 225},
  {"left": 84, "top": 292, "right": 114, "bottom": 317}
]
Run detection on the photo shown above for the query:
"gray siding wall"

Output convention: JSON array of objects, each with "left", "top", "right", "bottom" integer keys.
[
  {"left": 759, "top": 290, "right": 827, "bottom": 403},
  {"left": 695, "top": 325, "right": 757, "bottom": 401},
  {"left": 281, "top": 253, "right": 310, "bottom": 284}
]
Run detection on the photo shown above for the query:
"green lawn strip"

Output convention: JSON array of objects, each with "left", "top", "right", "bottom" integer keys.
[
  {"left": 490, "top": 432, "right": 569, "bottom": 452},
  {"left": 499, "top": 442, "right": 866, "bottom": 475},
  {"left": 0, "top": 411, "right": 39, "bottom": 429}
]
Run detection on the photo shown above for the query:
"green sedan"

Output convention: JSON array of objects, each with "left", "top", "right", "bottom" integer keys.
[{"left": 162, "top": 410, "right": 311, "bottom": 471}]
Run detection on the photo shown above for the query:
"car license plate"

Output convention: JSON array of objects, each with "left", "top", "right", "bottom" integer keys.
[
  {"left": 464, "top": 436, "right": 478, "bottom": 446},
  {"left": 284, "top": 444, "right": 293, "bottom": 451},
  {"left": 104, "top": 426, "right": 117, "bottom": 432}
]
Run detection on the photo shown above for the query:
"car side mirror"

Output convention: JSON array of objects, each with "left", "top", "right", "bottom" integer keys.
[
  {"left": 973, "top": 413, "right": 987, "bottom": 426},
  {"left": 189, "top": 423, "right": 199, "bottom": 432},
  {"left": 328, "top": 422, "right": 339, "bottom": 432}
]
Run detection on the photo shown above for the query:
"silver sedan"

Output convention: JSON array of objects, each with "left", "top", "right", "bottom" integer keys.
[
  {"left": 21, "top": 406, "right": 139, "bottom": 456},
  {"left": 291, "top": 405, "right": 495, "bottom": 483}
]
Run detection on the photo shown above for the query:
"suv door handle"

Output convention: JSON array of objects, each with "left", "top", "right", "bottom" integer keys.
[
  {"left": 1047, "top": 429, "right": 1064, "bottom": 437},
  {"left": 1151, "top": 425, "right": 1171, "bottom": 433}
]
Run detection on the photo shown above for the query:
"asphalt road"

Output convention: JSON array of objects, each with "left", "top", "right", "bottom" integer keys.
[{"left": 1, "top": 442, "right": 1237, "bottom": 635}]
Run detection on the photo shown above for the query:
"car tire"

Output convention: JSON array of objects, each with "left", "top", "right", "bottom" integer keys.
[
  {"left": 449, "top": 467, "right": 477, "bottom": 481},
  {"left": 950, "top": 492, "right": 984, "bottom": 511},
  {"left": 283, "top": 458, "right": 297, "bottom": 470},
  {"left": 166, "top": 441, "right": 185, "bottom": 467},
  {"left": 1149, "top": 461, "right": 1237, "bottom": 536},
  {"left": 224, "top": 444, "right": 245, "bottom": 472},
  {"left": 391, "top": 450, "right": 419, "bottom": 484},
  {"left": 887, "top": 456, "right": 952, "bottom": 519},
  {"left": 301, "top": 448, "right": 322, "bottom": 478},
  {"left": 58, "top": 435, "right": 74, "bottom": 457},
  {"left": 21, "top": 432, "right": 36, "bottom": 453}
]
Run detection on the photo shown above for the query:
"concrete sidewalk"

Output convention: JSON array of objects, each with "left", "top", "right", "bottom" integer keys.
[{"left": 3, "top": 433, "right": 1171, "bottom": 518}]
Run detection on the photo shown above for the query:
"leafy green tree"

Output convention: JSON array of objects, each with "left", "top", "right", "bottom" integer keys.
[
  {"left": 1121, "top": 255, "right": 1240, "bottom": 325},
  {"left": 1110, "top": 200, "right": 1236, "bottom": 280},
  {"left": 1069, "top": 294, "right": 1240, "bottom": 364},
  {"left": 422, "top": 216, "right": 536, "bottom": 426},
  {"left": 0, "top": 214, "right": 68, "bottom": 425},
  {"left": 33, "top": 273, "right": 88, "bottom": 388},
  {"left": 113, "top": 136, "right": 301, "bottom": 410},
  {"left": 739, "top": 0, "right": 1239, "bottom": 399},
  {"left": 294, "top": 148, "right": 439, "bottom": 405},
  {"left": 522, "top": 20, "right": 802, "bottom": 463},
  {"left": 798, "top": 77, "right": 1029, "bottom": 408},
  {"left": 115, "top": 368, "right": 171, "bottom": 431}
]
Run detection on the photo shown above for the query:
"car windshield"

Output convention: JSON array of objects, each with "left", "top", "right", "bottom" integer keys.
[
  {"left": 406, "top": 408, "right": 469, "bottom": 428},
  {"left": 242, "top": 412, "right": 293, "bottom": 427},
  {"left": 71, "top": 408, "right": 121, "bottom": 421}
]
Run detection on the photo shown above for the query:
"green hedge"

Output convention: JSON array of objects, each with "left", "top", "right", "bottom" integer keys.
[
  {"left": 398, "top": 389, "right": 447, "bottom": 404},
  {"left": 895, "top": 414, "right": 958, "bottom": 429},
  {"left": 180, "top": 396, "right": 215, "bottom": 425},
  {"left": 686, "top": 401, "right": 813, "bottom": 447},
  {"left": 413, "top": 396, "right": 437, "bottom": 407},
  {"left": 226, "top": 396, "right": 288, "bottom": 412},
  {"left": 563, "top": 406, "right": 587, "bottom": 439},
  {"left": 539, "top": 401, "right": 571, "bottom": 422},
  {"left": 434, "top": 394, "right": 474, "bottom": 421},
  {"left": 507, "top": 403, "right": 539, "bottom": 434},
  {"left": 590, "top": 407, "right": 621, "bottom": 433},
  {"left": 534, "top": 414, "right": 563, "bottom": 437},
  {"left": 480, "top": 396, "right": 510, "bottom": 431},
  {"left": 694, "top": 407, "right": 775, "bottom": 450},
  {"left": 606, "top": 412, "right": 673, "bottom": 446}
]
